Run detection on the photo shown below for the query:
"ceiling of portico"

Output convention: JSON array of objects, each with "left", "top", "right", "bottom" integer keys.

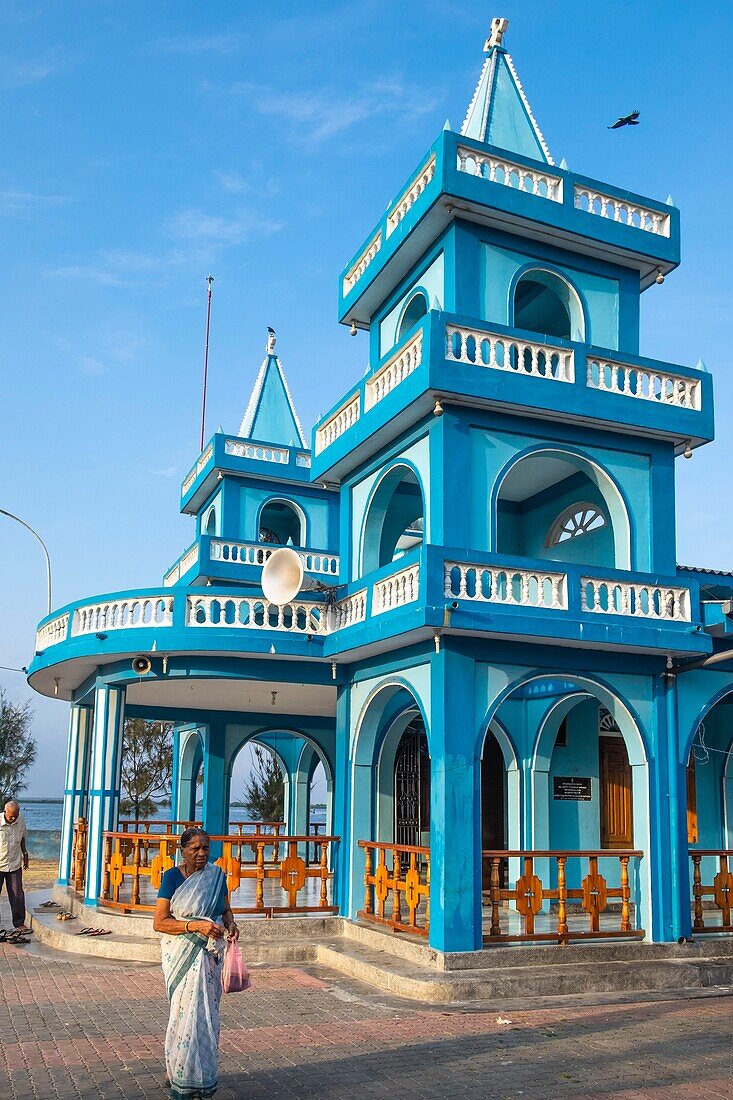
[
  {"left": 500, "top": 456, "right": 578, "bottom": 502},
  {"left": 124, "top": 677, "right": 336, "bottom": 717}
]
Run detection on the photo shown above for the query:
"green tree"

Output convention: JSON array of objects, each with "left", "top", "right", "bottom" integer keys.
[
  {"left": 241, "top": 745, "right": 284, "bottom": 822},
  {"left": 120, "top": 718, "right": 173, "bottom": 819},
  {"left": 0, "top": 688, "right": 37, "bottom": 804}
]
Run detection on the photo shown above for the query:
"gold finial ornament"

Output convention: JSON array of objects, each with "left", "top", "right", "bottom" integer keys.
[{"left": 486, "top": 16, "right": 509, "bottom": 50}]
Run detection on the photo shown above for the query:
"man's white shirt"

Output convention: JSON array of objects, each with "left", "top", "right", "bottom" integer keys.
[{"left": 0, "top": 811, "right": 27, "bottom": 873}]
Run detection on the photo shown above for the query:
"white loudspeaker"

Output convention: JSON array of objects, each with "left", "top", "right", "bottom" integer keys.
[{"left": 261, "top": 547, "right": 312, "bottom": 605}]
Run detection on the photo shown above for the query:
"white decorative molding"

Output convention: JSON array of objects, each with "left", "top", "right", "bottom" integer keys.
[
  {"left": 181, "top": 443, "right": 214, "bottom": 496},
  {"left": 586, "top": 357, "right": 701, "bottom": 410},
  {"left": 224, "top": 440, "right": 290, "bottom": 464},
  {"left": 445, "top": 562, "right": 567, "bottom": 610},
  {"left": 580, "top": 578, "right": 690, "bottom": 621},
  {"left": 35, "top": 613, "right": 70, "bottom": 650},
  {"left": 373, "top": 563, "right": 420, "bottom": 615},
  {"left": 365, "top": 330, "right": 423, "bottom": 411},
  {"left": 574, "top": 185, "right": 670, "bottom": 237},
  {"left": 456, "top": 145, "right": 562, "bottom": 201},
  {"left": 445, "top": 323, "right": 574, "bottom": 382},
  {"left": 343, "top": 231, "right": 382, "bottom": 295},
  {"left": 386, "top": 156, "right": 436, "bottom": 237},
  {"left": 210, "top": 540, "right": 339, "bottom": 577},
  {"left": 187, "top": 595, "right": 326, "bottom": 635},
  {"left": 296, "top": 452, "right": 312, "bottom": 468},
  {"left": 315, "top": 394, "right": 361, "bottom": 454},
  {"left": 72, "top": 596, "right": 174, "bottom": 636}
]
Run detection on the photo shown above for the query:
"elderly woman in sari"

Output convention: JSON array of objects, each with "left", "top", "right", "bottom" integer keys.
[{"left": 154, "top": 827, "right": 239, "bottom": 1100}]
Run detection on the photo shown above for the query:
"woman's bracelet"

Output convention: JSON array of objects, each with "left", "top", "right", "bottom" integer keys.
[{"left": 184, "top": 920, "right": 191, "bottom": 933}]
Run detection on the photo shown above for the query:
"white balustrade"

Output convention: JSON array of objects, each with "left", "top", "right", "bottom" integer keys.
[
  {"left": 163, "top": 564, "right": 179, "bottom": 587},
  {"left": 296, "top": 452, "right": 312, "bottom": 468},
  {"left": 587, "top": 357, "right": 701, "bottom": 410},
  {"left": 574, "top": 186, "right": 670, "bottom": 237},
  {"left": 580, "top": 578, "right": 690, "bottom": 621},
  {"left": 178, "top": 544, "right": 199, "bottom": 576},
  {"left": 209, "top": 540, "right": 339, "bottom": 576},
  {"left": 445, "top": 324, "right": 574, "bottom": 382},
  {"left": 343, "top": 231, "right": 382, "bottom": 295},
  {"left": 224, "top": 440, "right": 290, "bottom": 464},
  {"left": 187, "top": 595, "right": 326, "bottom": 634},
  {"left": 72, "top": 595, "right": 174, "bottom": 636},
  {"left": 373, "top": 564, "right": 420, "bottom": 615},
  {"left": 366, "top": 331, "right": 423, "bottom": 411},
  {"left": 456, "top": 145, "right": 563, "bottom": 202},
  {"left": 35, "top": 613, "right": 70, "bottom": 650},
  {"left": 331, "top": 589, "right": 367, "bottom": 630},
  {"left": 444, "top": 562, "right": 568, "bottom": 610},
  {"left": 315, "top": 394, "right": 361, "bottom": 454},
  {"left": 181, "top": 443, "right": 215, "bottom": 496},
  {"left": 386, "top": 155, "right": 436, "bottom": 237}
]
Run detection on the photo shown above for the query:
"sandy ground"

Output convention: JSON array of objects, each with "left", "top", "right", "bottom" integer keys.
[{"left": 22, "top": 860, "right": 57, "bottom": 889}]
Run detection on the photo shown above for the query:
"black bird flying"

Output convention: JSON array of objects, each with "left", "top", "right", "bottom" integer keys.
[{"left": 608, "top": 110, "right": 640, "bottom": 130}]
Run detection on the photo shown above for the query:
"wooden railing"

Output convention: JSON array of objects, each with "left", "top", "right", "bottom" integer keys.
[
  {"left": 482, "top": 850, "right": 644, "bottom": 943},
  {"left": 690, "top": 850, "right": 733, "bottom": 932},
  {"left": 71, "top": 817, "right": 87, "bottom": 892},
  {"left": 358, "top": 840, "right": 430, "bottom": 937},
  {"left": 98, "top": 831, "right": 338, "bottom": 915}
]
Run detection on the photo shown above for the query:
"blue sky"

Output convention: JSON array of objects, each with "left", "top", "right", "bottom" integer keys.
[{"left": 1, "top": 1, "right": 732, "bottom": 797}]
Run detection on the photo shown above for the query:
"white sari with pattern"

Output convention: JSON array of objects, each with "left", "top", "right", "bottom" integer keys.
[{"left": 160, "top": 862, "right": 228, "bottom": 1100}]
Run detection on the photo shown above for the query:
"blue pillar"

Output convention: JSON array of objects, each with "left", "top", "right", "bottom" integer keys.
[
  {"left": 84, "top": 683, "right": 125, "bottom": 905},
  {"left": 170, "top": 725, "right": 181, "bottom": 826},
  {"left": 202, "top": 722, "right": 227, "bottom": 858},
  {"left": 664, "top": 672, "right": 690, "bottom": 941},
  {"left": 58, "top": 703, "right": 92, "bottom": 885},
  {"left": 334, "top": 685, "right": 350, "bottom": 916},
  {"left": 429, "top": 646, "right": 482, "bottom": 953}
]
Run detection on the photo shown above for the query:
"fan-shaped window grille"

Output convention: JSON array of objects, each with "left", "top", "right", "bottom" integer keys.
[{"left": 546, "top": 503, "right": 606, "bottom": 547}]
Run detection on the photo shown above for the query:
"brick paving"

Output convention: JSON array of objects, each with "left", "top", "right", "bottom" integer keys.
[{"left": 0, "top": 932, "right": 733, "bottom": 1100}]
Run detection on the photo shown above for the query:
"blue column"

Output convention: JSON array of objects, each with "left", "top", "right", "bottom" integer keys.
[
  {"left": 58, "top": 703, "right": 92, "bottom": 885},
  {"left": 429, "top": 645, "right": 482, "bottom": 953},
  {"left": 170, "top": 726, "right": 181, "bottom": 826},
  {"left": 664, "top": 672, "right": 690, "bottom": 941},
  {"left": 84, "top": 683, "right": 125, "bottom": 905},
  {"left": 202, "top": 722, "right": 227, "bottom": 858}
]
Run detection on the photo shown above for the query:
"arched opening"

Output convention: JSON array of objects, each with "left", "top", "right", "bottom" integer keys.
[
  {"left": 495, "top": 449, "right": 629, "bottom": 570},
  {"left": 513, "top": 268, "right": 585, "bottom": 342},
  {"left": 684, "top": 694, "right": 733, "bottom": 931},
  {"left": 484, "top": 674, "right": 650, "bottom": 940},
  {"left": 259, "top": 498, "right": 304, "bottom": 547},
  {"left": 205, "top": 508, "right": 217, "bottom": 535},
  {"left": 397, "top": 291, "right": 428, "bottom": 343},
  {"left": 393, "top": 716, "right": 431, "bottom": 851},
  {"left": 361, "top": 465, "right": 425, "bottom": 575}
]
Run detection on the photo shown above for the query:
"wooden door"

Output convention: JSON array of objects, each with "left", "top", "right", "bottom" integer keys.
[{"left": 600, "top": 738, "right": 633, "bottom": 848}]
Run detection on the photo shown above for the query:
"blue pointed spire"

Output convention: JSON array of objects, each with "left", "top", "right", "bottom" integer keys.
[
  {"left": 460, "top": 17, "right": 553, "bottom": 165},
  {"left": 238, "top": 328, "right": 307, "bottom": 448}
]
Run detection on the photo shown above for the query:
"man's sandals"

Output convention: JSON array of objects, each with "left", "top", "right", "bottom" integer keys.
[
  {"left": 76, "top": 927, "right": 111, "bottom": 936},
  {"left": 2, "top": 929, "right": 32, "bottom": 944}
]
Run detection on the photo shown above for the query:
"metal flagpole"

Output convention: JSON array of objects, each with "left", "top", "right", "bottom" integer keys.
[{"left": 199, "top": 274, "right": 214, "bottom": 452}]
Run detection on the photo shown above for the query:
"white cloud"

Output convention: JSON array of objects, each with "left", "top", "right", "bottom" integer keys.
[
  {"left": 1, "top": 55, "right": 61, "bottom": 88},
  {"left": 215, "top": 171, "right": 280, "bottom": 198},
  {"left": 234, "top": 76, "right": 439, "bottom": 145},
  {"left": 0, "top": 190, "right": 69, "bottom": 215},
  {"left": 153, "top": 34, "right": 241, "bottom": 56},
  {"left": 78, "top": 356, "right": 108, "bottom": 377},
  {"left": 166, "top": 208, "right": 282, "bottom": 245}
]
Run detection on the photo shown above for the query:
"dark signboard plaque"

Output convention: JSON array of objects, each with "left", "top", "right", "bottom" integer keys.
[{"left": 553, "top": 776, "right": 592, "bottom": 801}]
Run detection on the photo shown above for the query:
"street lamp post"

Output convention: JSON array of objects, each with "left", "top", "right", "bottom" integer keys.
[{"left": 0, "top": 508, "right": 52, "bottom": 615}]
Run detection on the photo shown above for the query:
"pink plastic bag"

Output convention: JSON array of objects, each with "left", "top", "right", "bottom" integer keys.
[{"left": 222, "top": 938, "right": 251, "bottom": 994}]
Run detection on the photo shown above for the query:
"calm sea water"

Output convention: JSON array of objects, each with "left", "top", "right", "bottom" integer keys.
[{"left": 18, "top": 800, "right": 327, "bottom": 861}]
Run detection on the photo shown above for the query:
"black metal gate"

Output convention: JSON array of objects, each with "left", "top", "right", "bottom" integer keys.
[{"left": 394, "top": 718, "right": 430, "bottom": 851}]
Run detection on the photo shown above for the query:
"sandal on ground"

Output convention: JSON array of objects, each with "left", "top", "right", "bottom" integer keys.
[
  {"left": 15, "top": 925, "right": 32, "bottom": 935},
  {"left": 76, "top": 927, "right": 96, "bottom": 935},
  {"left": 38, "top": 900, "right": 61, "bottom": 909},
  {"left": 7, "top": 931, "right": 30, "bottom": 944},
  {"left": 56, "top": 911, "right": 76, "bottom": 921},
  {"left": 0, "top": 929, "right": 7, "bottom": 942},
  {"left": 87, "top": 928, "right": 111, "bottom": 937}
]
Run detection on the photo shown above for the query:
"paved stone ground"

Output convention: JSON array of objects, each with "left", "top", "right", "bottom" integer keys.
[{"left": 1, "top": 932, "right": 733, "bottom": 1100}]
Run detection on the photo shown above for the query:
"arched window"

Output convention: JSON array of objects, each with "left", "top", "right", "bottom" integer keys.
[
  {"left": 397, "top": 292, "right": 428, "bottom": 343},
  {"left": 361, "top": 466, "right": 424, "bottom": 575},
  {"left": 546, "top": 503, "right": 607, "bottom": 547},
  {"left": 259, "top": 499, "right": 304, "bottom": 547},
  {"left": 513, "top": 269, "right": 585, "bottom": 342},
  {"left": 205, "top": 508, "right": 217, "bottom": 535}
]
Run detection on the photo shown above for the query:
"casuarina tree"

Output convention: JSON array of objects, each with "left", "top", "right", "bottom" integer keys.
[
  {"left": 241, "top": 744, "right": 284, "bottom": 822},
  {"left": 120, "top": 718, "right": 173, "bottom": 819},
  {"left": 0, "top": 688, "right": 37, "bottom": 804}
]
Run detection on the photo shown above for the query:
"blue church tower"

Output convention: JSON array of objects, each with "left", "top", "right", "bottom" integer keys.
[{"left": 28, "top": 19, "right": 733, "bottom": 958}]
